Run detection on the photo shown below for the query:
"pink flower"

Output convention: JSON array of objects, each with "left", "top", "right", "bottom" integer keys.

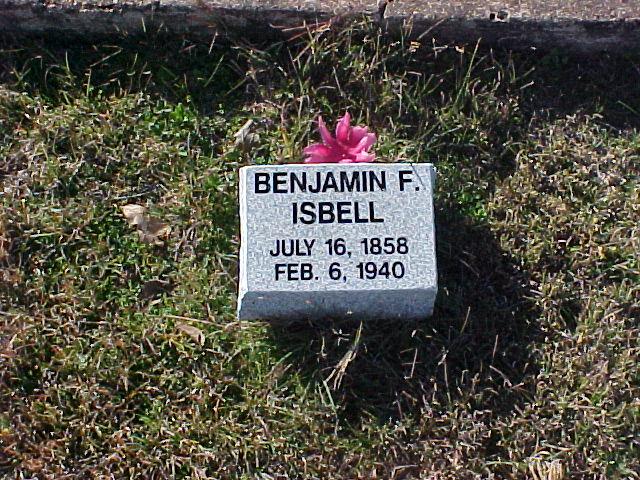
[{"left": 303, "top": 112, "right": 376, "bottom": 164}]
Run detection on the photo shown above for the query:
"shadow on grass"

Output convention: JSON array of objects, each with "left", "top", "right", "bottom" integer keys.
[
  {"left": 520, "top": 51, "right": 640, "bottom": 130},
  {"left": 0, "top": 36, "right": 246, "bottom": 118},
  {"left": 268, "top": 205, "right": 543, "bottom": 425}
]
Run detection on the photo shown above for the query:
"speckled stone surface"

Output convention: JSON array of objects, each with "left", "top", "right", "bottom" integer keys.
[
  {"left": 2, "top": 0, "right": 639, "bottom": 52},
  {"left": 237, "top": 163, "right": 437, "bottom": 321}
]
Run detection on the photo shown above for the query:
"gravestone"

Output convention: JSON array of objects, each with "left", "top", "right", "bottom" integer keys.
[{"left": 237, "top": 163, "right": 437, "bottom": 321}]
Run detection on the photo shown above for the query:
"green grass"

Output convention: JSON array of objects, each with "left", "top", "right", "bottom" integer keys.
[{"left": 1, "top": 25, "right": 639, "bottom": 478}]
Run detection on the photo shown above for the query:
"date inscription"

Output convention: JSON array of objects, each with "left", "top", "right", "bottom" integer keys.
[{"left": 270, "top": 236, "right": 410, "bottom": 282}]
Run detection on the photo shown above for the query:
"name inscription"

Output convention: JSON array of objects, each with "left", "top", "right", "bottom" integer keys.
[{"left": 254, "top": 169, "right": 419, "bottom": 225}]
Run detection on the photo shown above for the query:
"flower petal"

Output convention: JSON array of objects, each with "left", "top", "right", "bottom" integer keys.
[
  {"left": 303, "top": 143, "right": 341, "bottom": 163},
  {"left": 305, "top": 155, "right": 333, "bottom": 164},
  {"left": 317, "top": 116, "right": 337, "bottom": 148},
  {"left": 348, "top": 132, "right": 376, "bottom": 155},
  {"left": 354, "top": 151, "right": 376, "bottom": 163},
  {"left": 346, "top": 126, "right": 369, "bottom": 148},
  {"left": 303, "top": 143, "right": 330, "bottom": 155},
  {"left": 335, "top": 112, "right": 351, "bottom": 143}
]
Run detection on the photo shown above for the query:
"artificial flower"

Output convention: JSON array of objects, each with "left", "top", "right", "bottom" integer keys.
[{"left": 303, "top": 112, "right": 376, "bottom": 163}]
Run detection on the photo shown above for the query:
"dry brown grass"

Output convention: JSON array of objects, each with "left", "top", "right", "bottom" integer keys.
[{"left": 0, "top": 25, "right": 639, "bottom": 478}]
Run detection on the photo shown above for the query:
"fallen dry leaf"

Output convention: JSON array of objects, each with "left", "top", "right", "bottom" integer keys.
[
  {"left": 120, "top": 204, "right": 171, "bottom": 245},
  {"left": 176, "top": 323, "right": 205, "bottom": 345},
  {"left": 121, "top": 204, "right": 146, "bottom": 225},
  {"left": 136, "top": 217, "right": 171, "bottom": 245},
  {"left": 234, "top": 119, "right": 260, "bottom": 151}
]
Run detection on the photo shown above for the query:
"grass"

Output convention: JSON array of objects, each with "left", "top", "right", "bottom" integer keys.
[{"left": 1, "top": 23, "right": 639, "bottom": 478}]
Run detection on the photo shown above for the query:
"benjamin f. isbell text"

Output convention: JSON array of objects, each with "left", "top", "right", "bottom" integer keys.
[{"left": 253, "top": 169, "right": 417, "bottom": 225}]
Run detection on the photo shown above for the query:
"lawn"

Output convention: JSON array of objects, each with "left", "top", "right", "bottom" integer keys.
[{"left": 1, "top": 23, "right": 639, "bottom": 478}]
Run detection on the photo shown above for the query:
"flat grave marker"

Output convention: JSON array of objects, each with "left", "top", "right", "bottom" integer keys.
[{"left": 237, "top": 163, "right": 437, "bottom": 321}]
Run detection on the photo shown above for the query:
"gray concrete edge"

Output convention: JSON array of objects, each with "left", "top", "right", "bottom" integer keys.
[{"left": 1, "top": 0, "right": 640, "bottom": 53}]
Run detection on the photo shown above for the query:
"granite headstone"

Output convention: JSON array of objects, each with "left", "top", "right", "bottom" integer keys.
[{"left": 237, "top": 163, "right": 437, "bottom": 321}]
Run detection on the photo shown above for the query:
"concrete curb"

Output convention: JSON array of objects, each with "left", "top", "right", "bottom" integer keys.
[{"left": 1, "top": 1, "right": 639, "bottom": 53}]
